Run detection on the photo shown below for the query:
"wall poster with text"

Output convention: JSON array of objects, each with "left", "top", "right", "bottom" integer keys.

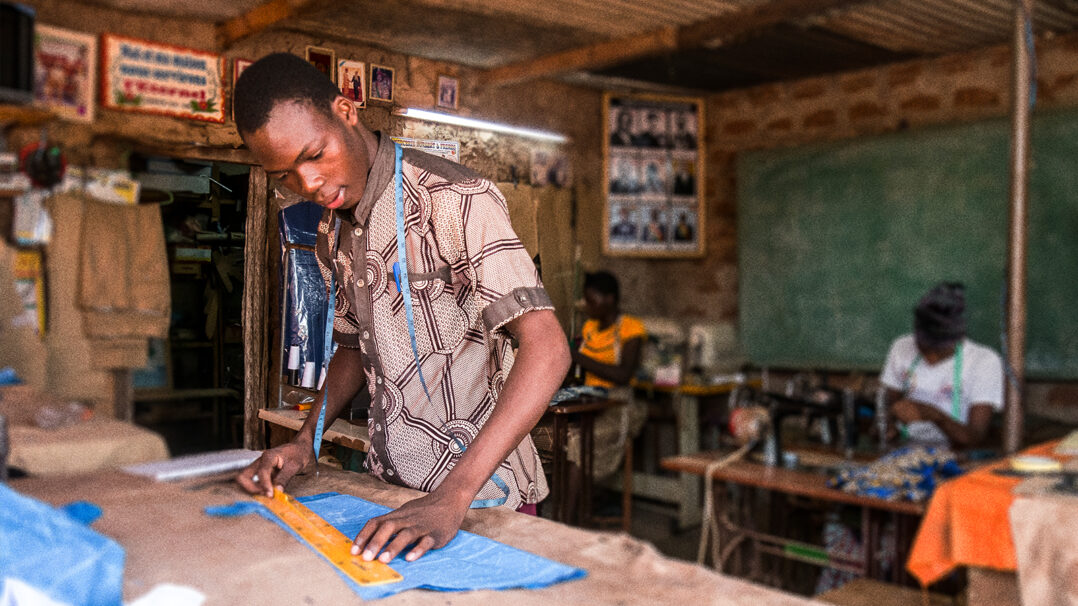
[
  {"left": 101, "top": 33, "right": 225, "bottom": 123},
  {"left": 603, "top": 93, "right": 704, "bottom": 258}
]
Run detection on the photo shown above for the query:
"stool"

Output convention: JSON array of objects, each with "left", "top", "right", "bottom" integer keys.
[{"left": 816, "top": 578, "right": 955, "bottom": 606}]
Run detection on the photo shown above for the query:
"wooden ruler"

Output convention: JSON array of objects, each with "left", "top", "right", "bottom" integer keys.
[{"left": 254, "top": 489, "right": 403, "bottom": 586}]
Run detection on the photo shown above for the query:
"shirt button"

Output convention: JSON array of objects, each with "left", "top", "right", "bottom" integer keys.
[
  {"left": 356, "top": 279, "right": 365, "bottom": 288},
  {"left": 362, "top": 331, "right": 370, "bottom": 340},
  {"left": 375, "top": 423, "right": 382, "bottom": 431},
  {"left": 353, "top": 227, "right": 363, "bottom": 237},
  {"left": 386, "top": 469, "right": 395, "bottom": 476},
  {"left": 376, "top": 377, "right": 383, "bottom": 385}
]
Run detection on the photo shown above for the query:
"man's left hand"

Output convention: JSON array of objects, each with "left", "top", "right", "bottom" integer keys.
[
  {"left": 891, "top": 398, "right": 924, "bottom": 423},
  {"left": 351, "top": 491, "right": 468, "bottom": 563}
]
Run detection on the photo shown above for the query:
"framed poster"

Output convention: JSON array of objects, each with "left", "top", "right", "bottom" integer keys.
[
  {"left": 305, "top": 46, "right": 335, "bottom": 84},
  {"left": 369, "top": 64, "right": 394, "bottom": 103},
  {"left": 33, "top": 25, "right": 97, "bottom": 122},
  {"left": 100, "top": 34, "right": 225, "bottom": 123},
  {"left": 337, "top": 59, "right": 365, "bottom": 108},
  {"left": 603, "top": 93, "right": 704, "bottom": 257},
  {"left": 436, "top": 75, "right": 458, "bottom": 110}
]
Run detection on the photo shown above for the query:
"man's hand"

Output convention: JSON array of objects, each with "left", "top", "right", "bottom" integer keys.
[
  {"left": 235, "top": 439, "right": 314, "bottom": 497},
  {"left": 891, "top": 398, "right": 925, "bottom": 424},
  {"left": 350, "top": 490, "right": 469, "bottom": 563}
]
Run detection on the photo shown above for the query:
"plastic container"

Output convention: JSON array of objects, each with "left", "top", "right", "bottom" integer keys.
[{"left": 33, "top": 401, "right": 92, "bottom": 429}]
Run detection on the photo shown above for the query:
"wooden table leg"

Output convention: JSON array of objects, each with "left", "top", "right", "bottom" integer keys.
[
  {"left": 552, "top": 413, "right": 567, "bottom": 523},
  {"left": 580, "top": 411, "right": 594, "bottom": 527}
]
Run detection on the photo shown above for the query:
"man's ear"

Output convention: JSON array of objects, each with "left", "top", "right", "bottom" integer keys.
[{"left": 331, "top": 95, "right": 358, "bottom": 125}]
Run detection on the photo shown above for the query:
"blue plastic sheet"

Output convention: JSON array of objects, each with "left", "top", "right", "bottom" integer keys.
[
  {"left": 279, "top": 202, "right": 329, "bottom": 380},
  {"left": 0, "top": 485, "right": 124, "bottom": 606},
  {"left": 207, "top": 492, "right": 586, "bottom": 600}
]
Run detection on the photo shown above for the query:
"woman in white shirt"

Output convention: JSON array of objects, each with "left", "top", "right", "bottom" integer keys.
[{"left": 879, "top": 282, "right": 1004, "bottom": 449}]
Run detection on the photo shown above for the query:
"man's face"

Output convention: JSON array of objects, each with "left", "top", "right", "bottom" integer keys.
[{"left": 244, "top": 99, "right": 371, "bottom": 211}]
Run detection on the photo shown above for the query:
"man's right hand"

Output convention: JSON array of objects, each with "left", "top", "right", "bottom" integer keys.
[{"left": 235, "top": 439, "right": 314, "bottom": 497}]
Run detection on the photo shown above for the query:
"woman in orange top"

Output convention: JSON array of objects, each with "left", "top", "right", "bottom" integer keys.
[{"left": 572, "top": 271, "right": 647, "bottom": 389}]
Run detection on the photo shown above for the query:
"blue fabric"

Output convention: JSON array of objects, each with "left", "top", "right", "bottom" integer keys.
[
  {"left": 0, "top": 485, "right": 124, "bottom": 605},
  {"left": 828, "top": 445, "right": 964, "bottom": 502},
  {"left": 207, "top": 492, "right": 586, "bottom": 600},
  {"left": 0, "top": 366, "right": 19, "bottom": 385}
]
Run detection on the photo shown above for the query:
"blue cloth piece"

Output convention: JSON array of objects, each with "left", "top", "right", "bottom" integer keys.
[
  {"left": 61, "top": 501, "right": 103, "bottom": 525},
  {"left": 207, "top": 492, "right": 586, "bottom": 600},
  {"left": 827, "top": 445, "right": 965, "bottom": 503},
  {"left": 0, "top": 366, "right": 19, "bottom": 385},
  {"left": 0, "top": 485, "right": 124, "bottom": 606}
]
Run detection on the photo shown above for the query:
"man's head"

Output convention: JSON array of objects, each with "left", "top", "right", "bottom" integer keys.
[
  {"left": 234, "top": 53, "right": 374, "bottom": 211},
  {"left": 914, "top": 281, "right": 967, "bottom": 353},
  {"left": 616, "top": 109, "right": 632, "bottom": 132},
  {"left": 582, "top": 271, "right": 620, "bottom": 319}
]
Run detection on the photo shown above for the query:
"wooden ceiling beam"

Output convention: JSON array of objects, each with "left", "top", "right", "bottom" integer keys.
[
  {"left": 216, "top": 0, "right": 320, "bottom": 50},
  {"left": 480, "top": 26, "right": 678, "bottom": 88},
  {"left": 480, "top": 0, "right": 865, "bottom": 87}
]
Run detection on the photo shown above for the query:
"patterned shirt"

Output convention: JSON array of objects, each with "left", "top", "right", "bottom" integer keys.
[{"left": 314, "top": 134, "right": 552, "bottom": 508}]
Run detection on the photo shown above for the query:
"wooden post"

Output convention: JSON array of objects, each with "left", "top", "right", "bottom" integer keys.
[
  {"left": 1004, "top": 0, "right": 1034, "bottom": 455},
  {"left": 242, "top": 167, "right": 270, "bottom": 450}
]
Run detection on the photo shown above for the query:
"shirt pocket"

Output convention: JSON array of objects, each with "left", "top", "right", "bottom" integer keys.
[{"left": 404, "top": 264, "right": 467, "bottom": 356}]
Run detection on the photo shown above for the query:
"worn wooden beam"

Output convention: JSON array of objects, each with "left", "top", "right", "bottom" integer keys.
[
  {"left": 216, "top": 0, "right": 319, "bottom": 50},
  {"left": 480, "top": 0, "right": 863, "bottom": 87},
  {"left": 243, "top": 166, "right": 271, "bottom": 450}
]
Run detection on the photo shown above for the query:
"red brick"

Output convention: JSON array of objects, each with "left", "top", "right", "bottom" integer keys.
[
  {"left": 765, "top": 117, "right": 793, "bottom": 132},
  {"left": 954, "top": 87, "right": 1000, "bottom": 108},
  {"left": 791, "top": 80, "right": 827, "bottom": 100},
  {"left": 899, "top": 94, "right": 941, "bottom": 112},
  {"left": 848, "top": 101, "right": 886, "bottom": 121},
  {"left": 936, "top": 54, "right": 975, "bottom": 75},
  {"left": 723, "top": 119, "right": 757, "bottom": 136},
  {"left": 986, "top": 47, "right": 1009, "bottom": 68},
  {"left": 888, "top": 63, "right": 922, "bottom": 87},
  {"left": 840, "top": 73, "right": 876, "bottom": 94},
  {"left": 746, "top": 84, "right": 782, "bottom": 106},
  {"left": 803, "top": 109, "right": 837, "bottom": 128}
]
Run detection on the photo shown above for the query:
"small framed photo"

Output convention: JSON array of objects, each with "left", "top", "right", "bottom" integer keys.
[
  {"left": 336, "top": 59, "right": 365, "bottom": 108},
  {"left": 436, "top": 75, "right": 458, "bottom": 110},
  {"left": 233, "top": 58, "right": 252, "bottom": 87},
  {"left": 33, "top": 25, "right": 97, "bottom": 122},
  {"left": 305, "top": 46, "right": 335, "bottom": 84},
  {"left": 369, "top": 64, "right": 394, "bottom": 103}
]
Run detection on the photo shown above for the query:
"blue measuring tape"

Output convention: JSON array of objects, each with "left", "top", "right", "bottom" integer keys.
[{"left": 313, "top": 218, "right": 340, "bottom": 462}]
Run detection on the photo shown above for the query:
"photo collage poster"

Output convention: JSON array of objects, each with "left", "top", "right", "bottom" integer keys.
[{"left": 604, "top": 93, "right": 704, "bottom": 257}]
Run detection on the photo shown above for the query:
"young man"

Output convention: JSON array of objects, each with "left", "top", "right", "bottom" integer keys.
[
  {"left": 232, "top": 53, "right": 569, "bottom": 563},
  {"left": 879, "top": 282, "right": 1003, "bottom": 449}
]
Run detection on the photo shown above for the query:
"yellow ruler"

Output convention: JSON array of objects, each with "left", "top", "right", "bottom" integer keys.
[{"left": 254, "top": 489, "right": 403, "bottom": 586}]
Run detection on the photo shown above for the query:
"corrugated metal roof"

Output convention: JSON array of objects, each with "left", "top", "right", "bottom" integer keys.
[{"left": 88, "top": 0, "right": 1078, "bottom": 91}]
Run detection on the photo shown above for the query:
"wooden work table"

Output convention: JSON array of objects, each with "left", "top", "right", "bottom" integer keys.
[
  {"left": 663, "top": 449, "right": 925, "bottom": 585},
  {"left": 13, "top": 467, "right": 825, "bottom": 606}
]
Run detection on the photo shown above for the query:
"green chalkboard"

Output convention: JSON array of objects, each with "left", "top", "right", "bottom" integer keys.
[{"left": 738, "top": 111, "right": 1078, "bottom": 379}]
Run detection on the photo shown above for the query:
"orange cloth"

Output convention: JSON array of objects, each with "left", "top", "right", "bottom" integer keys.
[
  {"left": 579, "top": 315, "right": 646, "bottom": 389},
  {"left": 906, "top": 441, "right": 1062, "bottom": 585}
]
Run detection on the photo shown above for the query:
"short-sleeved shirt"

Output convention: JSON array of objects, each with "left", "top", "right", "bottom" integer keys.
[
  {"left": 314, "top": 134, "right": 553, "bottom": 508},
  {"left": 579, "top": 315, "right": 647, "bottom": 389},
  {"left": 879, "top": 334, "right": 1004, "bottom": 446}
]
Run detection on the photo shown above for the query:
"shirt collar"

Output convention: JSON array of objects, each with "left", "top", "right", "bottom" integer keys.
[{"left": 337, "top": 131, "right": 395, "bottom": 226}]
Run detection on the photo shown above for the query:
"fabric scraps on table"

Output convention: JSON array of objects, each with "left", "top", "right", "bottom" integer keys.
[{"left": 828, "top": 445, "right": 963, "bottom": 502}]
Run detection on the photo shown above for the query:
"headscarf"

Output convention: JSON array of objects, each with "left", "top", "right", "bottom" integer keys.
[{"left": 914, "top": 281, "right": 967, "bottom": 349}]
